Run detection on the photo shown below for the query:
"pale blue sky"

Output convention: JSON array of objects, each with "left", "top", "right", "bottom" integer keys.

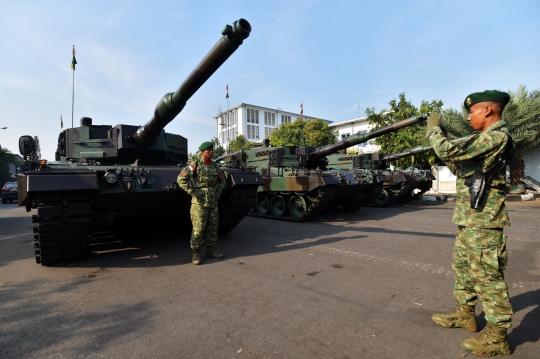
[{"left": 1, "top": 0, "right": 539, "bottom": 158}]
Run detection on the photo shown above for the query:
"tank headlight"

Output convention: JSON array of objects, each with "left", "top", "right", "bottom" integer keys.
[{"left": 105, "top": 172, "right": 118, "bottom": 184}]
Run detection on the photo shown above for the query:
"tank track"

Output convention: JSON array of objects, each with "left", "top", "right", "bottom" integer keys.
[
  {"left": 327, "top": 183, "right": 384, "bottom": 212},
  {"left": 32, "top": 192, "right": 93, "bottom": 266},
  {"left": 248, "top": 187, "right": 335, "bottom": 222},
  {"left": 357, "top": 182, "right": 384, "bottom": 208},
  {"left": 218, "top": 187, "right": 258, "bottom": 234}
]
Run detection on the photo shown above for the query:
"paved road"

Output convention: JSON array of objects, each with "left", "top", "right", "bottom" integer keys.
[{"left": 1, "top": 199, "right": 539, "bottom": 359}]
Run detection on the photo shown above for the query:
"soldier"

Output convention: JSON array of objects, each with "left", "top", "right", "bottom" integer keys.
[
  {"left": 426, "top": 90, "right": 513, "bottom": 357},
  {"left": 177, "top": 141, "right": 226, "bottom": 265}
]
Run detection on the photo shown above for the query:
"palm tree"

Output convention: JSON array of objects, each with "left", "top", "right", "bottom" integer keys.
[{"left": 441, "top": 85, "right": 540, "bottom": 192}]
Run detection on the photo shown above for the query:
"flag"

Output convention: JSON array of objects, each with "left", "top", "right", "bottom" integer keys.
[
  {"left": 70, "top": 46, "right": 77, "bottom": 70},
  {"left": 226, "top": 84, "right": 229, "bottom": 99},
  {"left": 300, "top": 102, "right": 303, "bottom": 115},
  {"left": 60, "top": 115, "right": 63, "bottom": 129}
]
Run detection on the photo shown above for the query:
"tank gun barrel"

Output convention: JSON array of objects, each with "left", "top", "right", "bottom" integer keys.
[
  {"left": 381, "top": 146, "right": 432, "bottom": 162},
  {"left": 310, "top": 114, "right": 429, "bottom": 159},
  {"left": 134, "top": 18, "right": 251, "bottom": 147}
]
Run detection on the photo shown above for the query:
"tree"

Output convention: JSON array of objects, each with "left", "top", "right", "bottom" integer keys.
[
  {"left": 0, "top": 148, "right": 15, "bottom": 184},
  {"left": 229, "top": 135, "right": 256, "bottom": 152},
  {"left": 188, "top": 137, "right": 226, "bottom": 163},
  {"left": 366, "top": 93, "right": 443, "bottom": 169},
  {"left": 270, "top": 118, "right": 336, "bottom": 147},
  {"left": 28, "top": 136, "right": 41, "bottom": 161},
  {"left": 441, "top": 85, "right": 540, "bottom": 189}
]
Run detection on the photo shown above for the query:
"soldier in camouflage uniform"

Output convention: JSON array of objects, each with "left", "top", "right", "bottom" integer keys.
[
  {"left": 177, "top": 141, "right": 226, "bottom": 265},
  {"left": 426, "top": 90, "right": 513, "bottom": 357}
]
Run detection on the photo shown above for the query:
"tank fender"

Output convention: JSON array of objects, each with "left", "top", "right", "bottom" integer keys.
[
  {"left": 26, "top": 173, "right": 99, "bottom": 192},
  {"left": 226, "top": 172, "right": 263, "bottom": 187}
]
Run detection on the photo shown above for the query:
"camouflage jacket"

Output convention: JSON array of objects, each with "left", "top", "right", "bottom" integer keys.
[
  {"left": 177, "top": 157, "right": 226, "bottom": 208},
  {"left": 428, "top": 120, "right": 511, "bottom": 228}
]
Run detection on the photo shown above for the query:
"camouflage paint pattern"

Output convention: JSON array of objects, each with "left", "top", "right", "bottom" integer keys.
[
  {"left": 428, "top": 119, "right": 512, "bottom": 329},
  {"left": 177, "top": 157, "right": 225, "bottom": 249},
  {"left": 428, "top": 120, "right": 511, "bottom": 228},
  {"left": 453, "top": 226, "right": 512, "bottom": 328}
]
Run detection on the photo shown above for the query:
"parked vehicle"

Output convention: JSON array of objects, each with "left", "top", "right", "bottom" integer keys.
[{"left": 1, "top": 182, "right": 18, "bottom": 204}]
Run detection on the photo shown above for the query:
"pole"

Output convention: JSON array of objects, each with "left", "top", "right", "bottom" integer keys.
[
  {"left": 71, "top": 45, "right": 75, "bottom": 128},
  {"left": 71, "top": 67, "right": 74, "bottom": 128}
]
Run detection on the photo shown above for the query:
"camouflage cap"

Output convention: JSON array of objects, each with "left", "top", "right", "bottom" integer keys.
[
  {"left": 464, "top": 90, "right": 510, "bottom": 112},
  {"left": 199, "top": 141, "right": 214, "bottom": 151}
]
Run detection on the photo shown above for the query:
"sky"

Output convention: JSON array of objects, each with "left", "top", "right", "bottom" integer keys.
[{"left": 1, "top": 0, "right": 539, "bottom": 159}]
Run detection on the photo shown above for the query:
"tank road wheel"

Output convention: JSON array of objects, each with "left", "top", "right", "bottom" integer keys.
[
  {"left": 255, "top": 194, "right": 270, "bottom": 215},
  {"left": 372, "top": 189, "right": 390, "bottom": 207},
  {"left": 289, "top": 195, "right": 308, "bottom": 220},
  {"left": 270, "top": 195, "right": 288, "bottom": 217}
]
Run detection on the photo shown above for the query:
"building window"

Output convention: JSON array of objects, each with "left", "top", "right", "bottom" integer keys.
[
  {"left": 281, "top": 114, "right": 291, "bottom": 123},
  {"left": 247, "top": 108, "right": 259, "bottom": 124},
  {"left": 233, "top": 110, "right": 237, "bottom": 126},
  {"left": 247, "top": 125, "right": 260, "bottom": 140},
  {"left": 265, "top": 127, "right": 275, "bottom": 139},
  {"left": 264, "top": 112, "right": 276, "bottom": 126}
]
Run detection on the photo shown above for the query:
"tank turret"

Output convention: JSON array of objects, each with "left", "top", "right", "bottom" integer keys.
[{"left": 55, "top": 18, "right": 251, "bottom": 164}]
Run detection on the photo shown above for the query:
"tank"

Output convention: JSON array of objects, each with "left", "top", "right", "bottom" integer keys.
[
  {"left": 217, "top": 114, "right": 428, "bottom": 222},
  {"left": 17, "top": 18, "right": 262, "bottom": 266},
  {"left": 328, "top": 146, "right": 434, "bottom": 206},
  {"left": 378, "top": 146, "right": 435, "bottom": 205}
]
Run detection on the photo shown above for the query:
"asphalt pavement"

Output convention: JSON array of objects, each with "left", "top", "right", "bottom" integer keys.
[{"left": 1, "top": 199, "right": 539, "bottom": 359}]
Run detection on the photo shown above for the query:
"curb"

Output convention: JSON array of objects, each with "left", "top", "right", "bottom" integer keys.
[
  {"left": 506, "top": 192, "right": 535, "bottom": 202},
  {"left": 420, "top": 195, "right": 449, "bottom": 202}
]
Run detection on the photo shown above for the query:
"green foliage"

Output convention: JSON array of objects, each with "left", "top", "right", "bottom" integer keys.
[
  {"left": 270, "top": 118, "right": 336, "bottom": 147},
  {"left": 188, "top": 137, "right": 225, "bottom": 163},
  {"left": 28, "top": 136, "right": 41, "bottom": 161},
  {"left": 366, "top": 93, "right": 443, "bottom": 169},
  {"left": 443, "top": 85, "right": 540, "bottom": 185},
  {"left": 0, "top": 148, "right": 15, "bottom": 184},
  {"left": 229, "top": 135, "right": 256, "bottom": 152}
]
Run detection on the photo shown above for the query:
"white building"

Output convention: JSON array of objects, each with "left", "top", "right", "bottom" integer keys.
[
  {"left": 327, "top": 116, "right": 380, "bottom": 153},
  {"left": 214, "top": 103, "right": 331, "bottom": 149}
]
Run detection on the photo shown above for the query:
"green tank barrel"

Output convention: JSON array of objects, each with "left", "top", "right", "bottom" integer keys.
[
  {"left": 134, "top": 18, "right": 252, "bottom": 147},
  {"left": 310, "top": 114, "right": 429, "bottom": 159},
  {"left": 381, "top": 146, "right": 432, "bottom": 162}
]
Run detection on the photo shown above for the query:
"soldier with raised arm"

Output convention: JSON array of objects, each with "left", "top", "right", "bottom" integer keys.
[
  {"left": 426, "top": 90, "right": 513, "bottom": 357},
  {"left": 177, "top": 141, "right": 226, "bottom": 265}
]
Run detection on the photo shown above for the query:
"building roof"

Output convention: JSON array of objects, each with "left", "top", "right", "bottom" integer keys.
[{"left": 213, "top": 103, "right": 332, "bottom": 123}]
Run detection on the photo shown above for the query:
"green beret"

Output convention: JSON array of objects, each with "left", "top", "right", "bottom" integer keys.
[
  {"left": 464, "top": 90, "right": 510, "bottom": 112},
  {"left": 198, "top": 141, "right": 214, "bottom": 151}
]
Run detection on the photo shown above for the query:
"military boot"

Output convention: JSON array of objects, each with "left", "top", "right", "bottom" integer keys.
[
  {"left": 206, "top": 246, "right": 224, "bottom": 259},
  {"left": 461, "top": 323, "right": 510, "bottom": 357},
  {"left": 192, "top": 249, "right": 202, "bottom": 265},
  {"left": 432, "top": 304, "right": 478, "bottom": 332}
]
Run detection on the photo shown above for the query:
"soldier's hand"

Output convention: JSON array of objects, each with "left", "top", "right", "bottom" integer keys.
[
  {"left": 426, "top": 113, "right": 442, "bottom": 130},
  {"left": 215, "top": 192, "right": 221, "bottom": 202}
]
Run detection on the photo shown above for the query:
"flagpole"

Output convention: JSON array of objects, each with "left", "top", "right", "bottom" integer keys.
[
  {"left": 72, "top": 65, "right": 74, "bottom": 128},
  {"left": 71, "top": 45, "right": 76, "bottom": 128}
]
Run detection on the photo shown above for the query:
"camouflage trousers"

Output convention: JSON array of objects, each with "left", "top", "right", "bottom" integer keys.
[
  {"left": 452, "top": 226, "right": 513, "bottom": 328},
  {"left": 190, "top": 202, "right": 219, "bottom": 250}
]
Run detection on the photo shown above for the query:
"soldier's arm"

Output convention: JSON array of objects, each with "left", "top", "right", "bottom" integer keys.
[
  {"left": 215, "top": 166, "right": 226, "bottom": 196},
  {"left": 429, "top": 129, "right": 507, "bottom": 163},
  {"left": 177, "top": 164, "right": 195, "bottom": 195}
]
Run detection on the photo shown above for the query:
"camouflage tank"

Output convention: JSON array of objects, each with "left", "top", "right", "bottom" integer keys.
[
  {"left": 328, "top": 146, "right": 434, "bottom": 206},
  {"left": 17, "top": 18, "right": 262, "bottom": 266},
  {"left": 217, "top": 114, "right": 428, "bottom": 222},
  {"left": 376, "top": 146, "right": 435, "bottom": 205}
]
